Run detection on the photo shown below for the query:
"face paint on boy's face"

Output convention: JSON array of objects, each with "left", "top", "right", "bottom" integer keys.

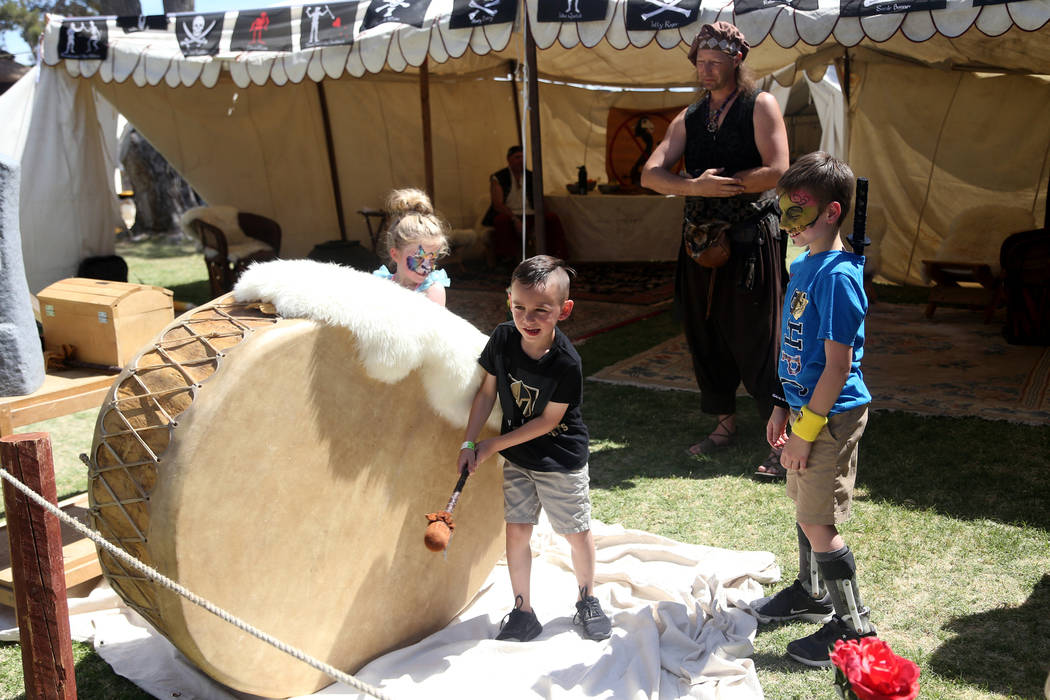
[
  {"left": 404, "top": 246, "right": 437, "bottom": 275},
  {"left": 779, "top": 190, "right": 820, "bottom": 235}
]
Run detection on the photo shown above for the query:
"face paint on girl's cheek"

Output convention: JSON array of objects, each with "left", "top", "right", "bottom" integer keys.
[
  {"left": 404, "top": 245, "right": 437, "bottom": 275},
  {"left": 779, "top": 191, "right": 820, "bottom": 235}
]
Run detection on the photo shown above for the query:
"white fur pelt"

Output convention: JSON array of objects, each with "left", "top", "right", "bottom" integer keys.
[{"left": 233, "top": 259, "right": 498, "bottom": 430}]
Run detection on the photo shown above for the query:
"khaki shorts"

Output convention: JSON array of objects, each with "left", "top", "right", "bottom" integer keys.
[
  {"left": 503, "top": 461, "right": 591, "bottom": 535},
  {"left": 786, "top": 404, "right": 869, "bottom": 525}
]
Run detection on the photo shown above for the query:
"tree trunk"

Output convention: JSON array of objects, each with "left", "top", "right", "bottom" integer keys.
[
  {"left": 119, "top": 129, "right": 199, "bottom": 236},
  {"left": 162, "top": 0, "right": 195, "bottom": 12}
]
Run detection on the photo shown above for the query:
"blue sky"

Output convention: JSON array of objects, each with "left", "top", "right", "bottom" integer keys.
[{"left": 4, "top": 0, "right": 273, "bottom": 63}]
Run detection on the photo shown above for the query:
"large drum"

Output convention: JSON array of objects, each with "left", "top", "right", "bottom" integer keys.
[{"left": 89, "top": 261, "right": 505, "bottom": 697}]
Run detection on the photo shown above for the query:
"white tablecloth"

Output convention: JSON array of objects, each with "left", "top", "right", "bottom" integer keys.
[{"left": 546, "top": 194, "right": 684, "bottom": 262}]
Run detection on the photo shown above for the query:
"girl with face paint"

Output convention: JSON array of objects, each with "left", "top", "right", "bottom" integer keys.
[{"left": 373, "top": 188, "right": 452, "bottom": 306}]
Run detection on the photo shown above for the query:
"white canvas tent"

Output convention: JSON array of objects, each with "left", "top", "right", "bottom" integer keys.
[{"left": 4, "top": 0, "right": 1049, "bottom": 294}]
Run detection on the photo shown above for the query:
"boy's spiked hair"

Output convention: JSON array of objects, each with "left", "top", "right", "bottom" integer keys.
[
  {"left": 778, "top": 151, "right": 855, "bottom": 224},
  {"left": 511, "top": 255, "right": 576, "bottom": 301}
]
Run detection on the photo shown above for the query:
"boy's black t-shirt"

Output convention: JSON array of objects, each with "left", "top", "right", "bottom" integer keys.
[{"left": 478, "top": 322, "right": 589, "bottom": 472}]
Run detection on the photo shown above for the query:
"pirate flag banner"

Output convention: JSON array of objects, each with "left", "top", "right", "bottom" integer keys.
[
  {"left": 735, "top": 0, "right": 816, "bottom": 13},
  {"left": 624, "top": 0, "right": 698, "bottom": 31},
  {"left": 536, "top": 0, "right": 609, "bottom": 22},
  {"left": 840, "top": 0, "right": 945, "bottom": 16},
  {"left": 58, "top": 18, "right": 108, "bottom": 60},
  {"left": 449, "top": 0, "right": 517, "bottom": 28},
  {"left": 117, "top": 14, "right": 168, "bottom": 33},
  {"left": 301, "top": 2, "right": 358, "bottom": 48},
  {"left": 231, "top": 8, "right": 294, "bottom": 52},
  {"left": 174, "top": 12, "right": 224, "bottom": 55},
  {"left": 361, "top": 0, "right": 432, "bottom": 30}
]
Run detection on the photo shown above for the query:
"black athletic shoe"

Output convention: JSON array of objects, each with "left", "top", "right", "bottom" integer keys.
[
  {"left": 753, "top": 579, "right": 834, "bottom": 624},
  {"left": 573, "top": 587, "right": 612, "bottom": 641},
  {"left": 787, "top": 616, "right": 878, "bottom": 667},
  {"left": 496, "top": 595, "right": 542, "bottom": 642}
]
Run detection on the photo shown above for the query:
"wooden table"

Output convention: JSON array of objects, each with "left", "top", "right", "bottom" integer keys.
[
  {"left": 0, "top": 369, "right": 118, "bottom": 604},
  {"left": 0, "top": 369, "right": 118, "bottom": 438}
]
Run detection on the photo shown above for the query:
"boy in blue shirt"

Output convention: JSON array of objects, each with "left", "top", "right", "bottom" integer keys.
[{"left": 753, "top": 152, "right": 878, "bottom": 666}]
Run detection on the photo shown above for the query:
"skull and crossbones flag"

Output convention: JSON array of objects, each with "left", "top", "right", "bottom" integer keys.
[
  {"left": 231, "top": 8, "right": 293, "bottom": 51},
  {"left": 449, "top": 0, "right": 517, "bottom": 28},
  {"left": 301, "top": 2, "right": 358, "bottom": 48},
  {"left": 624, "top": 0, "right": 698, "bottom": 30},
  {"left": 536, "top": 0, "right": 608, "bottom": 22},
  {"left": 734, "top": 0, "right": 816, "bottom": 13},
  {"left": 361, "top": 0, "right": 432, "bottom": 30},
  {"left": 174, "top": 11, "right": 224, "bottom": 56},
  {"left": 839, "top": 0, "right": 944, "bottom": 16},
  {"left": 117, "top": 14, "right": 168, "bottom": 33},
  {"left": 58, "top": 18, "right": 108, "bottom": 60}
]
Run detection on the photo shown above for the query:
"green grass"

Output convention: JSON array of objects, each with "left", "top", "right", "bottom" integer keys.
[{"left": 2, "top": 242, "right": 1048, "bottom": 700}]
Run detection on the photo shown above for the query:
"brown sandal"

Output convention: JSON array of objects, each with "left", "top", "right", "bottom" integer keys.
[
  {"left": 685, "top": 417, "right": 737, "bottom": 457},
  {"left": 754, "top": 451, "right": 787, "bottom": 480}
]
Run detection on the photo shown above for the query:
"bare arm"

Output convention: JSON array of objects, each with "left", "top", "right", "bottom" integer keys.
[
  {"left": 640, "top": 107, "right": 745, "bottom": 198},
  {"left": 457, "top": 372, "right": 498, "bottom": 474},
  {"left": 424, "top": 282, "right": 446, "bottom": 307},
  {"left": 781, "top": 339, "right": 854, "bottom": 471},
  {"left": 475, "top": 400, "right": 569, "bottom": 465},
  {"left": 490, "top": 175, "right": 513, "bottom": 219},
  {"left": 730, "top": 92, "right": 790, "bottom": 193}
]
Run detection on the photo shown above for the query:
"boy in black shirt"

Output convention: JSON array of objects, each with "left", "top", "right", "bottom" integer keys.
[{"left": 457, "top": 256, "right": 611, "bottom": 642}]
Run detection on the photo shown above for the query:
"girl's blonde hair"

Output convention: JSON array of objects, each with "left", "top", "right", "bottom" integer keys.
[{"left": 380, "top": 188, "right": 450, "bottom": 262}]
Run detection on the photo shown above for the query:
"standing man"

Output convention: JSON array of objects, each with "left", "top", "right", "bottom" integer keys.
[
  {"left": 641, "top": 22, "right": 791, "bottom": 477},
  {"left": 483, "top": 145, "right": 569, "bottom": 264}
]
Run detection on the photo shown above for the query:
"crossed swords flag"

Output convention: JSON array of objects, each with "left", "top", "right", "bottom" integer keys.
[
  {"left": 450, "top": 0, "right": 517, "bottom": 28},
  {"left": 624, "top": 0, "right": 697, "bottom": 30}
]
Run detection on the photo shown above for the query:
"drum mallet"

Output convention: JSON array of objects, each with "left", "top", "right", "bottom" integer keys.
[{"left": 424, "top": 468, "right": 470, "bottom": 552}]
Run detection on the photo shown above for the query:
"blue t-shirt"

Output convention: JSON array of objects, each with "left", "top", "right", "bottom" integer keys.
[{"left": 778, "top": 250, "right": 871, "bottom": 413}]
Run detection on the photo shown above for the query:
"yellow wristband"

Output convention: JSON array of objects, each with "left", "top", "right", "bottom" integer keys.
[{"left": 792, "top": 406, "right": 828, "bottom": 442}]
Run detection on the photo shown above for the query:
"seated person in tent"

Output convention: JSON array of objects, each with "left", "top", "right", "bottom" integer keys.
[{"left": 483, "top": 145, "right": 569, "bottom": 263}]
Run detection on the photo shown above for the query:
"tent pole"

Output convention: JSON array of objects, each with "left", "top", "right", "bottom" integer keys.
[
  {"left": 509, "top": 59, "right": 523, "bottom": 145},
  {"left": 420, "top": 57, "right": 435, "bottom": 203},
  {"left": 524, "top": 17, "right": 546, "bottom": 253},
  {"left": 316, "top": 80, "right": 348, "bottom": 241}
]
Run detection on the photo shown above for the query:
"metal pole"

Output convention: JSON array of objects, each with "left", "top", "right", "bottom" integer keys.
[
  {"left": 524, "top": 18, "right": 546, "bottom": 253},
  {"left": 316, "top": 81, "right": 348, "bottom": 241},
  {"left": 420, "top": 57, "right": 435, "bottom": 203}
]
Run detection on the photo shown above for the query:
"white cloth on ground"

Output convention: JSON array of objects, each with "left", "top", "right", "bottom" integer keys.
[{"left": 0, "top": 516, "right": 779, "bottom": 700}]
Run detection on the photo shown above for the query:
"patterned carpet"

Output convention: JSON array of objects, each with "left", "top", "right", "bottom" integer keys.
[
  {"left": 590, "top": 303, "right": 1050, "bottom": 425},
  {"left": 453, "top": 261, "right": 676, "bottom": 306},
  {"left": 446, "top": 288, "right": 670, "bottom": 343}
]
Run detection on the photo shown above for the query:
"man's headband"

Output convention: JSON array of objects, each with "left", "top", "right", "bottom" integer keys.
[{"left": 687, "top": 22, "right": 750, "bottom": 64}]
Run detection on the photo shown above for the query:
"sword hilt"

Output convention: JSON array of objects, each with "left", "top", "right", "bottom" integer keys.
[{"left": 850, "top": 177, "right": 871, "bottom": 256}]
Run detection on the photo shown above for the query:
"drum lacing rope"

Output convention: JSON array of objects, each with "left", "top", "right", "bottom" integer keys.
[{"left": 0, "top": 468, "right": 392, "bottom": 700}]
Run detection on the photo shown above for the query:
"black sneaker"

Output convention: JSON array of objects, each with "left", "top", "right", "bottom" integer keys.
[
  {"left": 573, "top": 586, "right": 612, "bottom": 641},
  {"left": 787, "top": 616, "right": 878, "bottom": 667},
  {"left": 496, "top": 595, "right": 542, "bottom": 642},
  {"left": 753, "top": 579, "right": 834, "bottom": 624}
]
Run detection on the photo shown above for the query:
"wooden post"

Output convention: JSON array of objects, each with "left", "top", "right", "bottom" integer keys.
[
  {"left": 0, "top": 433, "right": 77, "bottom": 700},
  {"left": 420, "top": 58, "right": 435, "bottom": 203},
  {"left": 508, "top": 59, "right": 523, "bottom": 144},
  {"left": 524, "top": 17, "right": 546, "bottom": 254},
  {"left": 316, "top": 81, "right": 348, "bottom": 241}
]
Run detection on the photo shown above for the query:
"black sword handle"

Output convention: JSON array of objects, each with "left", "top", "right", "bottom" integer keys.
[
  {"left": 851, "top": 177, "right": 871, "bottom": 256},
  {"left": 445, "top": 468, "right": 470, "bottom": 512}
]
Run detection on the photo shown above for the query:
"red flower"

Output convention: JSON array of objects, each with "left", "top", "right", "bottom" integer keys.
[{"left": 830, "top": 637, "right": 920, "bottom": 700}]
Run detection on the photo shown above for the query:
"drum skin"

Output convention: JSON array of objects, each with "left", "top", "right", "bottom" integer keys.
[{"left": 90, "top": 268, "right": 505, "bottom": 697}]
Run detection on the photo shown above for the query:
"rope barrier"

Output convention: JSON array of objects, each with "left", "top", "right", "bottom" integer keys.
[{"left": 0, "top": 467, "right": 392, "bottom": 700}]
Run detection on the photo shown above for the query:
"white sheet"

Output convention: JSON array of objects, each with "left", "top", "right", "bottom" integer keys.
[{"left": 1, "top": 517, "right": 779, "bottom": 700}]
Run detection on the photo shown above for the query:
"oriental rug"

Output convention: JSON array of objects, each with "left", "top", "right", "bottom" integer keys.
[
  {"left": 589, "top": 303, "right": 1050, "bottom": 425},
  {"left": 447, "top": 288, "right": 669, "bottom": 343},
  {"left": 453, "top": 261, "right": 676, "bottom": 306}
]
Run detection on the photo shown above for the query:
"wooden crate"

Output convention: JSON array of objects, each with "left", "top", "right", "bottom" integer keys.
[
  {"left": 0, "top": 492, "right": 101, "bottom": 608},
  {"left": 37, "top": 278, "right": 174, "bottom": 367}
]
